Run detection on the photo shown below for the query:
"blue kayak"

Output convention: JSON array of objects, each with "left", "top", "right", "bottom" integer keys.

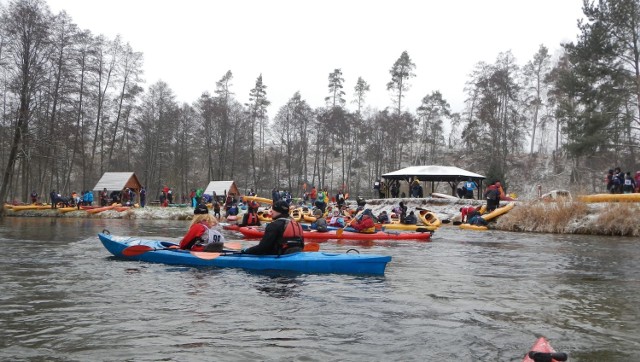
[{"left": 98, "top": 233, "right": 391, "bottom": 275}]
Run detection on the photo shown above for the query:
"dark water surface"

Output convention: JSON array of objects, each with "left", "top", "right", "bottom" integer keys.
[{"left": 1, "top": 217, "right": 639, "bottom": 361}]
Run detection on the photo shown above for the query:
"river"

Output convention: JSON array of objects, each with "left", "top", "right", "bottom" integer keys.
[{"left": 1, "top": 217, "right": 638, "bottom": 361}]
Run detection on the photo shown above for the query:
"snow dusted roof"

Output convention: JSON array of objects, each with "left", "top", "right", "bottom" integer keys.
[
  {"left": 204, "top": 181, "right": 239, "bottom": 196},
  {"left": 93, "top": 172, "right": 142, "bottom": 191},
  {"left": 382, "top": 165, "right": 485, "bottom": 182}
]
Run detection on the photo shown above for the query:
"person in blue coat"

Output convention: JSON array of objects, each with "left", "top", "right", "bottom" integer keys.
[{"left": 464, "top": 178, "right": 478, "bottom": 199}]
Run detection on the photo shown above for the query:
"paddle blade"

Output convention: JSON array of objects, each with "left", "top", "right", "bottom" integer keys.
[
  {"left": 335, "top": 228, "right": 344, "bottom": 238},
  {"left": 304, "top": 242, "right": 320, "bottom": 252},
  {"left": 528, "top": 352, "right": 568, "bottom": 362},
  {"left": 224, "top": 242, "right": 242, "bottom": 250},
  {"left": 122, "top": 245, "right": 154, "bottom": 256},
  {"left": 190, "top": 252, "right": 222, "bottom": 260}
]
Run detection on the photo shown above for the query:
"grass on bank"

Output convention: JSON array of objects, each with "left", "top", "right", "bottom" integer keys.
[{"left": 497, "top": 200, "right": 640, "bottom": 237}]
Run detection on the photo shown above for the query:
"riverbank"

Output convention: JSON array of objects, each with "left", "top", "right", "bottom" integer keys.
[{"left": 5, "top": 196, "right": 640, "bottom": 237}]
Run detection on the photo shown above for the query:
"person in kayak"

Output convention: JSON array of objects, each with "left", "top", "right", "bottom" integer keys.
[
  {"left": 242, "top": 200, "right": 305, "bottom": 255},
  {"left": 328, "top": 209, "right": 346, "bottom": 227},
  {"left": 311, "top": 208, "right": 328, "bottom": 232},
  {"left": 344, "top": 209, "right": 376, "bottom": 233},
  {"left": 238, "top": 201, "right": 261, "bottom": 227},
  {"left": 402, "top": 210, "right": 417, "bottom": 225},
  {"left": 376, "top": 210, "right": 390, "bottom": 224},
  {"left": 394, "top": 201, "right": 407, "bottom": 223},
  {"left": 179, "top": 204, "right": 226, "bottom": 252}
]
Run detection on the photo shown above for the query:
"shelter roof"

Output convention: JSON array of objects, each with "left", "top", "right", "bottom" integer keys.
[
  {"left": 382, "top": 165, "right": 485, "bottom": 182},
  {"left": 204, "top": 181, "right": 239, "bottom": 196},
  {"left": 93, "top": 172, "right": 142, "bottom": 191}
]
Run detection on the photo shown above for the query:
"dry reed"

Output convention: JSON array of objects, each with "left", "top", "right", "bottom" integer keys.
[{"left": 497, "top": 200, "right": 640, "bottom": 236}]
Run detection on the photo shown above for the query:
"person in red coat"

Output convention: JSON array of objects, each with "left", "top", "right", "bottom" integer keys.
[
  {"left": 345, "top": 209, "right": 376, "bottom": 233},
  {"left": 179, "top": 204, "right": 225, "bottom": 251},
  {"left": 460, "top": 205, "right": 480, "bottom": 223}
]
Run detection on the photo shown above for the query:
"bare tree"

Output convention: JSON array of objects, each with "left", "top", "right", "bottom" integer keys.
[{"left": 0, "top": 0, "right": 52, "bottom": 215}]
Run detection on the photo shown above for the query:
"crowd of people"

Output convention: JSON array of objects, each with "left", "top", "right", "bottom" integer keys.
[
  {"left": 46, "top": 190, "right": 94, "bottom": 209},
  {"left": 606, "top": 167, "right": 640, "bottom": 194}
]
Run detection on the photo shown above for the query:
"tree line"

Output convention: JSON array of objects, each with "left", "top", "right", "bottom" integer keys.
[{"left": 1, "top": 0, "right": 639, "bottom": 214}]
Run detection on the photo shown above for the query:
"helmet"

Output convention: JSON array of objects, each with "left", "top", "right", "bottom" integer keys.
[
  {"left": 272, "top": 200, "right": 290, "bottom": 214},
  {"left": 194, "top": 204, "right": 209, "bottom": 215}
]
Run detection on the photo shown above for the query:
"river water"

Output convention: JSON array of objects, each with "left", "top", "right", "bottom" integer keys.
[{"left": 1, "top": 217, "right": 639, "bottom": 361}]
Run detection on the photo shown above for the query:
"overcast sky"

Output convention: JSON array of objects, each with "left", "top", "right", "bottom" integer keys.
[{"left": 45, "top": 0, "right": 585, "bottom": 118}]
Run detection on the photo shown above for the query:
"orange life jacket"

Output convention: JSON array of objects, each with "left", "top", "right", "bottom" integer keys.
[{"left": 279, "top": 219, "right": 304, "bottom": 254}]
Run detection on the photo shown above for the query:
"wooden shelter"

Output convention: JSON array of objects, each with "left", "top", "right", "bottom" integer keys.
[
  {"left": 381, "top": 165, "right": 486, "bottom": 198},
  {"left": 203, "top": 181, "right": 240, "bottom": 200},
  {"left": 93, "top": 172, "right": 143, "bottom": 202}
]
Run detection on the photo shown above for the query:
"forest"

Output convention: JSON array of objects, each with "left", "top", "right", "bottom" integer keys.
[{"left": 1, "top": 0, "right": 640, "bottom": 212}]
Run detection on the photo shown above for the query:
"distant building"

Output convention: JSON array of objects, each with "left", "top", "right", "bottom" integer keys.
[
  {"left": 93, "top": 172, "right": 143, "bottom": 201},
  {"left": 203, "top": 180, "right": 240, "bottom": 200}
]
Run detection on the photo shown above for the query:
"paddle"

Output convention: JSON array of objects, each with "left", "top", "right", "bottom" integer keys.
[
  {"left": 122, "top": 242, "right": 242, "bottom": 257},
  {"left": 527, "top": 351, "right": 568, "bottom": 362},
  {"left": 190, "top": 252, "right": 222, "bottom": 260},
  {"left": 304, "top": 242, "right": 320, "bottom": 252}
]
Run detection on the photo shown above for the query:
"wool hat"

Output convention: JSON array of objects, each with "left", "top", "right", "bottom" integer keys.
[
  {"left": 272, "top": 200, "right": 290, "bottom": 214},
  {"left": 194, "top": 204, "right": 209, "bottom": 214}
]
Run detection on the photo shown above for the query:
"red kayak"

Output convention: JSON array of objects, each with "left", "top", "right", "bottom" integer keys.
[
  {"left": 523, "top": 337, "right": 567, "bottom": 362},
  {"left": 238, "top": 226, "right": 432, "bottom": 241}
]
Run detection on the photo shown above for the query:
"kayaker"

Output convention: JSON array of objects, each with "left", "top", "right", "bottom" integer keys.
[
  {"left": 402, "top": 210, "right": 417, "bottom": 225},
  {"left": 242, "top": 200, "right": 304, "bottom": 255},
  {"left": 238, "top": 202, "right": 261, "bottom": 227},
  {"left": 377, "top": 210, "right": 390, "bottom": 224},
  {"left": 311, "top": 208, "right": 328, "bottom": 232},
  {"left": 328, "top": 209, "right": 346, "bottom": 227},
  {"left": 484, "top": 184, "right": 500, "bottom": 212},
  {"left": 460, "top": 205, "right": 479, "bottom": 223},
  {"left": 395, "top": 201, "right": 407, "bottom": 223},
  {"left": 344, "top": 209, "right": 376, "bottom": 233},
  {"left": 468, "top": 213, "right": 488, "bottom": 226},
  {"left": 179, "top": 204, "right": 226, "bottom": 252}
]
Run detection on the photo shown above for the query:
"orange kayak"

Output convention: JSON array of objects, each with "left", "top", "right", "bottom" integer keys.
[{"left": 86, "top": 205, "right": 116, "bottom": 214}]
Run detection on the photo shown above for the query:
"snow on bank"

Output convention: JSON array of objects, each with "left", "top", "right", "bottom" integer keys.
[{"left": 6, "top": 195, "right": 639, "bottom": 237}]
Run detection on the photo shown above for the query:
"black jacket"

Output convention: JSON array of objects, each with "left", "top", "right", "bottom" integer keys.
[{"left": 243, "top": 215, "right": 302, "bottom": 255}]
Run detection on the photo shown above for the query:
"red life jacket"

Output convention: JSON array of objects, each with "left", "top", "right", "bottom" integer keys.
[
  {"left": 279, "top": 219, "right": 304, "bottom": 254},
  {"left": 246, "top": 212, "right": 258, "bottom": 225}
]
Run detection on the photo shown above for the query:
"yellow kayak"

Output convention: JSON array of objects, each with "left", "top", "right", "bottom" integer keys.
[
  {"left": 242, "top": 195, "right": 273, "bottom": 205},
  {"left": 11, "top": 205, "right": 40, "bottom": 211},
  {"left": 290, "top": 208, "right": 303, "bottom": 222},
  {"left": 382, "top": 223, "right": 437, "bottom": 231},
  {"left": 418, "top": 210, "right": 441, "bottom": 227},
  {"left": 58, "top": 207, "right": 80, "bottom": 213},
  {"left": 459, "top": 223, "right": 488, "bottom": 231},
  {"left": 577, "top": 193, "right": 640, "bottom": 203},
  {"left": 481, "top": 202, "right": 515, "bottom": 221},
  {"left": 257, "top": 210, "right": 272, "bottom": 222}
]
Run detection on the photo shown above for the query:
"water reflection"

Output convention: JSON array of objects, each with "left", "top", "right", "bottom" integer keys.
[
  {"left": 0, "top": 217, "right": 639, "bottom": 361},
  {"left": 252, "top": 275, "right": 303, "bottom": 299}
]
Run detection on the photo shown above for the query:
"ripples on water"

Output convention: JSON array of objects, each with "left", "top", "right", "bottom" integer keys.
[{"left": 1, "top": 217, "right": 639, "bottom": 361}]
